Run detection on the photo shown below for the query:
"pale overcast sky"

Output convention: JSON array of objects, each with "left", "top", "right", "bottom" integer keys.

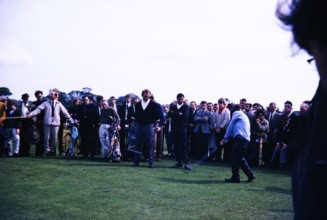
[{"left": 0, "top": 0, "right": 319, "bottom": 110}]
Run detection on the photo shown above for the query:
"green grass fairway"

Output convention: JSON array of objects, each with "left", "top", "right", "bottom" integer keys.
[{"left": 0, "top": 156, "right": 293, "bottom": 220}]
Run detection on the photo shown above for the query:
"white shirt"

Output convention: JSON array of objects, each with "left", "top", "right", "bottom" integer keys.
[
  {"left": 21, "top": 103, "right": 29, "bottom": 117},
  {"left": 141, "top": 100, "right": 150, "bottom": 110},
  {"left": 177, "top": 103, "right": 183, "bottom": 109}
]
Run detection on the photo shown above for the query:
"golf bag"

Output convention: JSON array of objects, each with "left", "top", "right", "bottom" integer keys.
[
  {"left": 109, "top": 127, "right": 121, "bottom": 162},
  {"left": 127, "top": 122, "right": 138, "bottom": 153},
  {"left": 62, "top": 122, "right": 79, "bottom": 158}
]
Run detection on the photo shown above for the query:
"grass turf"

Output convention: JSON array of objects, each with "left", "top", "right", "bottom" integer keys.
[{"left": 0, "top": 156, "right": 293, "bottom": 220}]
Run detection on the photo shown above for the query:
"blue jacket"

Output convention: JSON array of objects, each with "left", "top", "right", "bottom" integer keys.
[{"left": 224, "top": 110, "right": 251, "bottom": 142}]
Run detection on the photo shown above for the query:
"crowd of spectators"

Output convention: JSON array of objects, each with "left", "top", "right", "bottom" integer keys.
[{"left": 0, "top": 90, "right": 309, "bottom": 172}]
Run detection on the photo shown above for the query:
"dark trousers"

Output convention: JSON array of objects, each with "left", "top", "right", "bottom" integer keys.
[
  {"left": 194, "top": 132, "right": 209, "bottom": 160},
  {"left": 19, "top": 121, "right": 31, "bottom": 156},
  {"left": 231, "top": 136, "right": 254, "bottom": 179},
  {"left": 79, "top": 125, "right": 96, "bottom": 157},
  {"left": 164, "top": 130, "right": 173, "bottom": 155},
  {"left": 95, "top": 125, "right": 101, "bottom": 155},
  {"left": 35, "top": 123, "right": 44, "bottom": 156},
  {"left": 0, "top": 125, "right": 6, "bottom": 156},
  {"left": 155, "top": 129, "right": 164, "bottom": 160},
  {"left": 134, "top": 123, "right": 154, "bottom": 163},
  {"left": 172, "top": 127, "right": 189, "bottom": 163},
  {"left": 215, "top": 129, "right": 226, "bottom": 160},
  {"left": 58, "top": 124, "right": 64, "bottom": 155},
  {"left": 119, "top": 126, "right": 127, "bottom": 158},
  {"left": 188, "top": 130, "right": 196, "bottom": 159}
]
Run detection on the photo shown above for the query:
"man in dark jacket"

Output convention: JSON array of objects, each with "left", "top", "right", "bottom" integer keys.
[
  {"left": 169, "top": 93, "right": 191, "bottom": 170},
  {"left": 132, "top": 89, "right": 165, "bottom": 168}
]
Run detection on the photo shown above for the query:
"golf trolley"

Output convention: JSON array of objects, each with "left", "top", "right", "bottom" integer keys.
[{"left": 62, "top": 121, "right": 80, "bottom": 158}]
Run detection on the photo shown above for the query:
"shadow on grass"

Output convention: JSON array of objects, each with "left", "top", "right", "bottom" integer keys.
[{"left": 158, "top": 177, "right": 225, "bottom": 184}]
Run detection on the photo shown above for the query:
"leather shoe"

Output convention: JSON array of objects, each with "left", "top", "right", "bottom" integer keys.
[
  {"left": 172, "top": 162, "right": 182, "bottom": 168},
  {"left": 225, "top": 178, "right": 240, "bottom": 183},
  {"left": 184, "top": 163, "right": 192, "bottom": 171},
  {"left": 247, "top": 176, "right": 256, "bottom": 182}
]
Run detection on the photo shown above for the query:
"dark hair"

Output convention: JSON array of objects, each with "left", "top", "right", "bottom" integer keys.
[
  {"left": 88, "top": 95, "right": 94, "bottom": 102},
  {"left": 255, "top": 110, "right": 264, "bottom": 118},
  {"left": 284, "top": 100, "right": 293, "bottom": 106},
  {"left": 141, "top": 89, "right": 151, "bottom": 96},
  {"left": 73, "top": 98, "right": 80, "bottom": 104},
  {"left": 302, "top": 100, "right": 312, "bottom": 105},
  {"left": 8, "top": 99, "right": 16, "bottom": 106},
  {"left": 176, "top": 93, "right": 184, "bottom": 99},
  {"left": 218, "top": 98, "right": 226, "bottom": 104},
  {"left": 245, "top": 103, "right": 252, "bottom": 108},
  {"left": 200, "top": 101, "right": 207, "bottom": 105},
  {"left": 96, "top": 95, "right": 103, "bottom": 102},
  {"left": 34, "top": 90, "right": 43, "bottom": 97},
  {"left": 21, "top": 93, "right": 29, "bottom": 99},
  {"left": 234, "top": 104, "right": 241, "bottom": 111},
  {"left": 276, "top": 0, "right": 327, "bottom": 53}
]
